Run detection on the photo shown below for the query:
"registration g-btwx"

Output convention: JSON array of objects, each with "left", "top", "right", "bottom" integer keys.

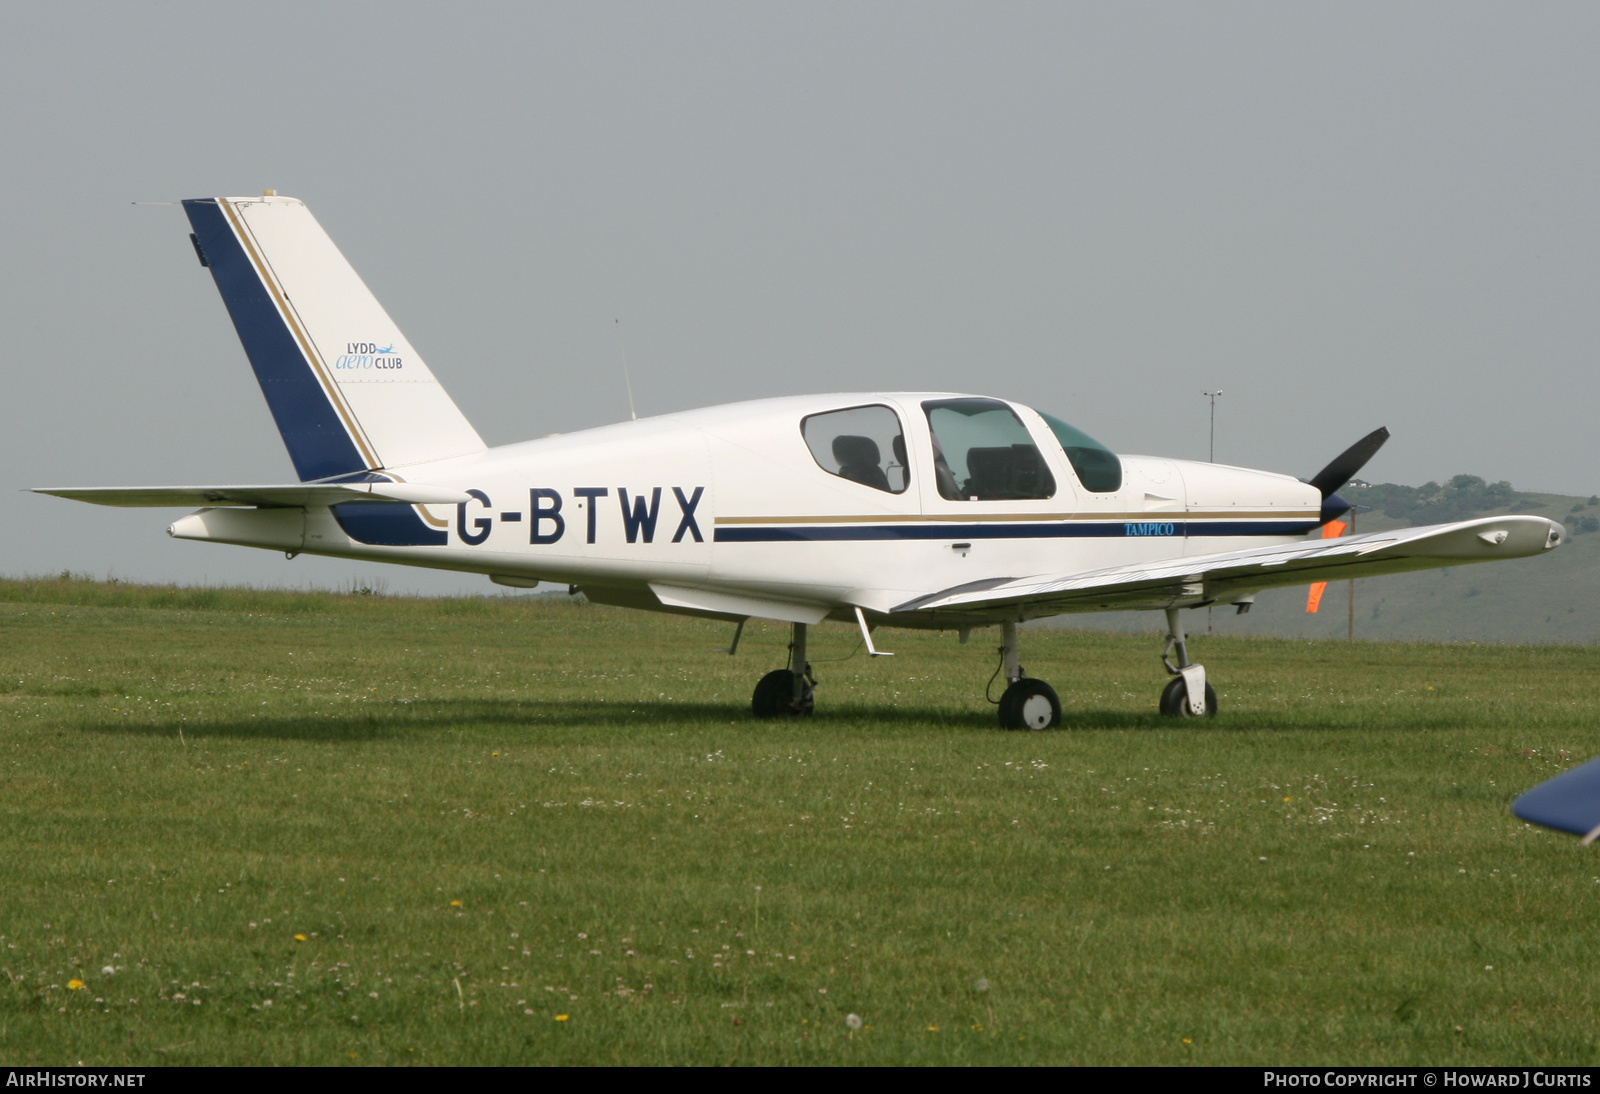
[{"left": 38, "top": 196, "right": 1566, "bottom": 728}]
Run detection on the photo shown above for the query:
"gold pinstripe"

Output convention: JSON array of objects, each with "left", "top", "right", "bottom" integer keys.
[
  {"left": 377, "top": 472, "right": 451, "bottom": 529},
  {"left": 414, "top": 505, "right": 451, "bottom": 529}
]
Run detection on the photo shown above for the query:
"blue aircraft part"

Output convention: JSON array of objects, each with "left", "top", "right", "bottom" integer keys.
[
  {"left": 182, "top": 199, "right": 369, "bottom": 483},
  {"left": 331, "top": 503, "right": 449, "bottom": 547},
  {"left": 1511, "top": 756, "right": 1600, "bottom": 840}
]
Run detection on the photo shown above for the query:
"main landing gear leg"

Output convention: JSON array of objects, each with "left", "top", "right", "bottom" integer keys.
[
  {"left": 996, "top": 619, "right": 1061, "bottom": 730},
  {"left": 751, "top": 622, "right": 815, "bottom": 719},
  {"left": 1159, "top": 607, "right": 1217, "bottom": 717}
]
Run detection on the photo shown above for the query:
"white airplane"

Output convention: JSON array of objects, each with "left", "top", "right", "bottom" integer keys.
[{"left": 37, "top": 195, "right": 1567, "bottom": 729}]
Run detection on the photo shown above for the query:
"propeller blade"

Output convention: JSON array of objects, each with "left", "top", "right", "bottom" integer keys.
[{"left": 1308, "top": 426, "right": 1390, "bottom": 499}]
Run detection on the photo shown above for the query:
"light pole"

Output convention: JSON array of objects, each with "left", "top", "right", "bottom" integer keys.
[
  {"left": 1203, "top": 390, "right": 1223, "bottom": 462},
  {"left": 1347, "top": 503, "right": 1369, "bottom": 641}
]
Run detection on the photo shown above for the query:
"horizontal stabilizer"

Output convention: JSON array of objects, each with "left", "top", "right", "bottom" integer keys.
[
  {"left": 33, "top": 483, "right": 471, "bottom": 508},
  {"left": 894, "top": 515, "right": 1565, "bottom": 616}
]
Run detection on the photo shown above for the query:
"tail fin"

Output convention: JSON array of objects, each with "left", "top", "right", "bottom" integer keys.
[{"left": 183, "top": 195, "right": 486, "bottom": 481}]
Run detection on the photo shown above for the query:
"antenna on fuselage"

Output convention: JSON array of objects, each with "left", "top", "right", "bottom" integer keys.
[{"left": 615, "top": 319, "right": 638, "bottom": 422}]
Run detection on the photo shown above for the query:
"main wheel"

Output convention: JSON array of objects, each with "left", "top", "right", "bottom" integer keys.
[
  {"left": 1159, "top": 676, "right": 1218, "bottom": 717},
  {"left": 752, "top": 669, "right": 814, "bottom": 718},
  {"left": 998, "top": 678, "right": 1061, "bottom": 730}
]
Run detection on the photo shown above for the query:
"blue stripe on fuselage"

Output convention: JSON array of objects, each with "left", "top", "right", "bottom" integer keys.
[
  {"left": 318, "top": 471, "right": 448, "bottom": 546},
  {"left": 712, "top": 520, "right": 1317, "bottom": 542},
  {"left": 183, "top": 199, "right": 368, "bottom": 482},
  {"left": 331, "top": 503, "right": 449, "bottom": 546}
]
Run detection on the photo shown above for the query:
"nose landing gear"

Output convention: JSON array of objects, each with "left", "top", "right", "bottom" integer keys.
[{"left": 1159, "top": 607, "right": 1216, "bottom": 717}]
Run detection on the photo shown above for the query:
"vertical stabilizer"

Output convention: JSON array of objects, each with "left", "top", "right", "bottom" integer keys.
[{"left": 183, "top": 195, "right": 486, "bottom": 481}]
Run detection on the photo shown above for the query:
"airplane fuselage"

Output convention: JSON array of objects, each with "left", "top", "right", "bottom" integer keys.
[{"left": 170, "top": 391, "right": 1322, "bottom": 628}]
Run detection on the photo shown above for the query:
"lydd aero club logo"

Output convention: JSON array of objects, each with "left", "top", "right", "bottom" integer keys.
[{"left": 335, "top": 342, "right": 404, "bottom": 370}]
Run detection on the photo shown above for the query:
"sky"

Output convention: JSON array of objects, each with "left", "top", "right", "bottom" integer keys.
[{"left": 2, "top": 2, "right": 1596, "bottom": 594}]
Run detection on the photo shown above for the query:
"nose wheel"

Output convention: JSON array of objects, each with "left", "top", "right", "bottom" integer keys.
[
  {"left": 1159, "top": 674, "right": 1217, "bottom": 718},
  {"left": 1159, "top": 607, "right": 1217, "bottom": 717}
]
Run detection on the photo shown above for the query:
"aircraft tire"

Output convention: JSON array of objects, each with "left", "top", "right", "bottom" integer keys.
[
  {"left": 752, "top": 669, "right": 814, "bottom": 719},
  {"left": 998, "top": 678, "right": 1061, "bottom": 730},
  {"left": 1159, "top": 676, "right": 1218, "bottom": 718}
]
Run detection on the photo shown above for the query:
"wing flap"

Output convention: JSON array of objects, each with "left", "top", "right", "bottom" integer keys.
[
  {"left": 649, "top": 583, "right": 831, "bottom": 624},
  {"left": 894, "top": 515, "right": 1564, "bottom": 616},
  {"left": 33, "top": 483, "right": 471, "bottom": 508}
]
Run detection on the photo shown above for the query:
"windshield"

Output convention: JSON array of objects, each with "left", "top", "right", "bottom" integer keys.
[{"left": 1039, "top": 412, "right": 1122, "bottom": 493}]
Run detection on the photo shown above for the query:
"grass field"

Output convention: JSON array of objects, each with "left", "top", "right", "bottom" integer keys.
[{"left": 2, "top": 576, "right": 1598, "bottom": 1066}]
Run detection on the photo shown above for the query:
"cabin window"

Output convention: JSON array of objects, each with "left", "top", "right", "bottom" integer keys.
[
  {"left": 921, "top": 398, "right": 1056, "bottom": 501},
  {"left": 800, "top": 405, "right": 910, "bottom": 494},
  {"left": 1039, "top": 411, "right": 1123, "bottom": 493}
]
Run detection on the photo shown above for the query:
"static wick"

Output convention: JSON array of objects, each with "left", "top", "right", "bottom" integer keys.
[{"left": 615, "top": 319, "right": 638, "bottom": 422}]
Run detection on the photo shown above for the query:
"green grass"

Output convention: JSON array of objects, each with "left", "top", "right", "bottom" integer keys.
[{"left": 1, "top": 576, "right": 1598, "bottom": 1065}]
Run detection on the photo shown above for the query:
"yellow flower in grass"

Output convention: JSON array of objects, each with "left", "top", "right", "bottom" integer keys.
[
  {"left": 67, "top": 979, "right": 85, "bottom": 991},
  {"left": 294, "top": 934, "right": 307, "bottom": 942},
  {"left": 555, "top": 1014, "right": 569, "bottom": 1022},
  {"left": 450, "top": 900, "right": 463, "bottom": 908}
]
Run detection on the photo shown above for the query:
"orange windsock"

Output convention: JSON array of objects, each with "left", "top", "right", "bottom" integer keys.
[{"left": 1305, "top": 520, "right": 1347, "bottom": 613}]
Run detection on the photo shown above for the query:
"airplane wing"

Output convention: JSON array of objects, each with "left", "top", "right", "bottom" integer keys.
[
  {"left": 893, "top": 515, "right": 1564, "bottom": 617},
  {"left": 1511, "top": 756, "right": 1600, "bottom": 842},
  {"left": 32, "top": 483, "right": 472, "bottom": 508}
]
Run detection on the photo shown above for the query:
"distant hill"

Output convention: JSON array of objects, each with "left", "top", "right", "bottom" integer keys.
[
  {"left": 1048, "top": 477, "right": 1600, "bottom": 645},
  {"left": 1352, "top": 474, "right": 1600, "bottom": 533}
]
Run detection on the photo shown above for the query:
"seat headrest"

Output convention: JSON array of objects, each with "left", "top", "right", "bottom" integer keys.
[{"left": 832, "top": 434, "right": 881, "bottom": 467}]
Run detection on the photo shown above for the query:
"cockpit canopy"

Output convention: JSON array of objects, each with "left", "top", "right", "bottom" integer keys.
[{"left": 798, "top": 397, "right": 1121, "bottom": 497}]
